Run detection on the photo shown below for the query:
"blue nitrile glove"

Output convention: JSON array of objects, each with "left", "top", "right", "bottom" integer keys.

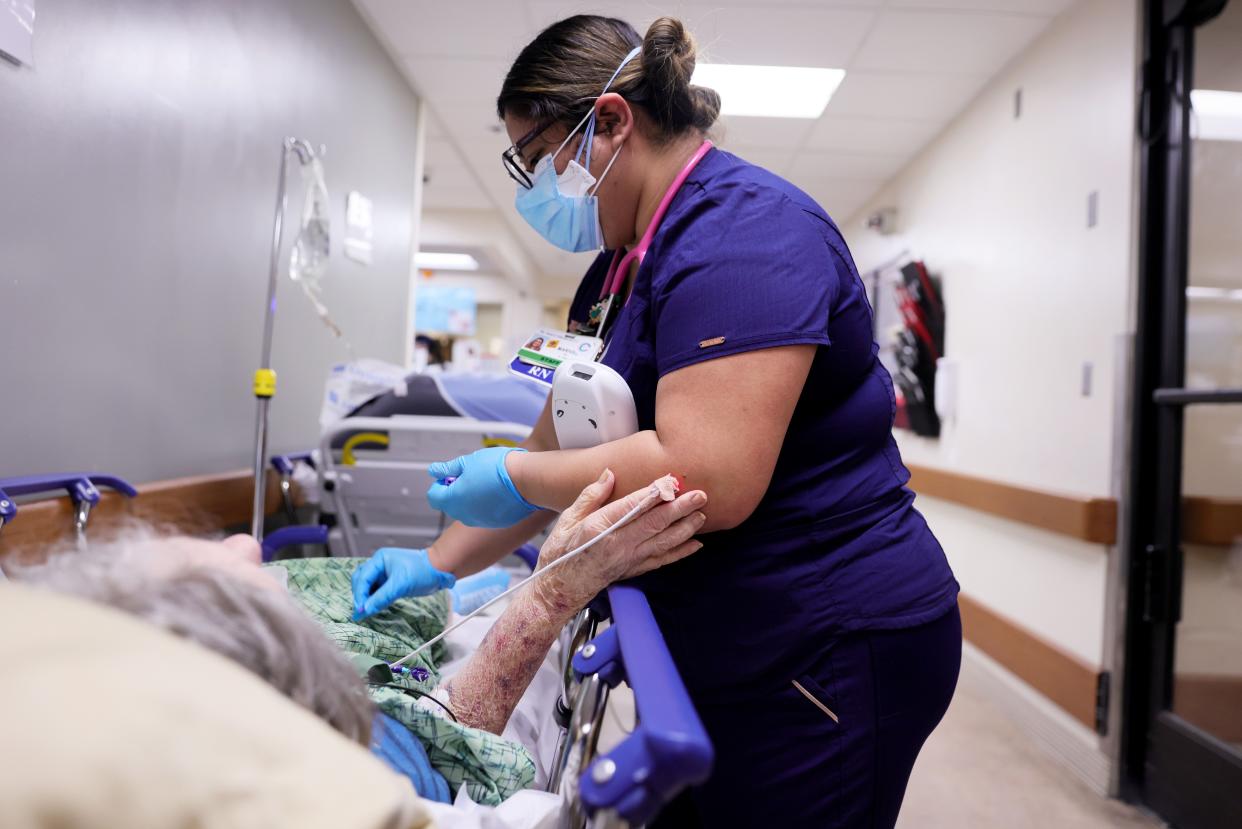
[
  {"left": 426, "top": 446, "right": 539, "bottom": 529},
  {"left": 371, "top": 712, "right": 451, "bottom": 803},
  {"left": 351, "top": 548, "right": 456, "bottom": 620},
  {"left": 450, "top": 565, "right": 512, "bottom": 614}
]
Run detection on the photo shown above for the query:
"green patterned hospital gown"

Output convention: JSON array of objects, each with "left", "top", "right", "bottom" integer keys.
[{"left": 277, "top": 557, "right": 536, "bottom": 805}]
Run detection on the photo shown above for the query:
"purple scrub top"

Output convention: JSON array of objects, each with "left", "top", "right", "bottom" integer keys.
[{"left": 568, "top": 148, "right": 958, "bottom": 702}]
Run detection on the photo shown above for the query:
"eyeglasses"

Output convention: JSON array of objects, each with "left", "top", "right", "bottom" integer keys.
[
  {"left": 502, "top": 120, "right": 554, "bottom": 190},
  {"left": 501, "top": 98, "right": 603, "bottom": 187}
]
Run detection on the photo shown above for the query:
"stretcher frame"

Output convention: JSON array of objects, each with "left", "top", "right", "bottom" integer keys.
[{"left": 0, "top": 426, "right": 713, "bottom": 825}]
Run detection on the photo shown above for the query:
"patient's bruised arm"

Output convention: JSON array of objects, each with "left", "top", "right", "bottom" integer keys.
[
  {"left": 440, "top": 473, "right": 704, "bottom": 734},
  {"left": 440, "top": 587, "right": 569, "bottom": 735}
]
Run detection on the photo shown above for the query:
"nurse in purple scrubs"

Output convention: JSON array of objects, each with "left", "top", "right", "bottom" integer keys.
[{"left": 352, "top": 14, "right": 961, "bottom": 828}]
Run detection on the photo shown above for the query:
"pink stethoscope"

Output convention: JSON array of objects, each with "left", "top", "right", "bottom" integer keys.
[{"left": 592, "top": 139, "right": 714, "bottom": 344}]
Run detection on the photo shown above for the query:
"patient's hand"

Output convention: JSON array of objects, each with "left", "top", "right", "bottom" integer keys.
[
  {"left": 440, "top": 471, "right": 705, "bottom": 735},
  {"left": 532, "top": 470, "right": 707, "bottom": 616}
]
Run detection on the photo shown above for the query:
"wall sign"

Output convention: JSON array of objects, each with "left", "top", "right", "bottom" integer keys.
[{"left": 344, "top": 190, "right": 373, "bottom": 265}]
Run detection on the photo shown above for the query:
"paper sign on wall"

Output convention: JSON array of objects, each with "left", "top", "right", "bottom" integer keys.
[
  {"left": 344, "top": 190, "right": 373, "bottom": 265},
  {"left": 0, "top": 0, "right": 36, "bottom": 66}
]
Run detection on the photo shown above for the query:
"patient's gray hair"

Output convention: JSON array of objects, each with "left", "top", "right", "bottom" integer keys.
[{"left": 16, "top": 534, "right": 374, "bottom": 744}]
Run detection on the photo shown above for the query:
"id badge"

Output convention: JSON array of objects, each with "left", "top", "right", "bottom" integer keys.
[{"left": 508, "top": 327, "right": 603, "bottom": 388}]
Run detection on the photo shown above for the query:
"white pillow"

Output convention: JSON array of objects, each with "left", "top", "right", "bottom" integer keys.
[{"left": 0, "top": 582, "right": 434, "bottom": 829}]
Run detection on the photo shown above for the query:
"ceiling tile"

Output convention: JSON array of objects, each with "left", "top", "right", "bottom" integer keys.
[
  {"left": 423, "top": 139, "right": 478, "bottom": 188},
  {"left": 423, "top": 186, "right": 494, "bottom": 210},
  {"left": 525, "top": 0, "right": 662, "bottom": 33},
  {"left": 357, "top": 0, "right": 530, "bottom": 59},
  {"left": 716, "top": 144, "right": 798, "bottom": 176},
  {"left": 352, "top": 0, "right": 1068, "bottom": 284},
  {"left": 682, "top": 4, "right": 877, "bottom": 68},
  {"left": 799, "top": 178, "right": 885, "bottom": 222},
  {"left": 433, "top": 104, "right": 511, "bottom": 151},
  {"left": 804, "top": 114, "right": 942, "bottom": 156},
  {"left": 825, "top": 72, "right": 988, "bottom": 120},
  {"left": 713, "top": 115, "right": 814, "bottom": 148},
  {"left": 425, "top": 113, "right": 447, "bottom": 140},
  {"left": 401, "top": 57, "right": 511, "bottom": 107},
  {"left": 526, "top": 3, "right": 875, "bottom": 67},
  {"left": 787, "top": 150, "right": 906, "bottom": 182},
  {"left": 851, "top": 10, "right": 1047, "bottom": 75},
  {"left": 887, "top": 0, "right": 1074, "bottom": 14},
  {"left": 698, "top": 0, "right": 884, "bottom": 5},
  {"left": 422, "top": 136, "right": 494, "bottom": 211}
]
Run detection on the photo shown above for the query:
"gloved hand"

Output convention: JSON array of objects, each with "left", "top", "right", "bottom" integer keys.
[
  {"left": 426, "top": 446, "right": 539, "bottom": 529},
  {"left": 351, "top": 548, "right": 456, "bottom": 620}
]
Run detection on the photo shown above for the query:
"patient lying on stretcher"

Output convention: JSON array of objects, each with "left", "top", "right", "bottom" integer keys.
[{"left": 15, "top": 471, "right": 705, "bottom": 816}]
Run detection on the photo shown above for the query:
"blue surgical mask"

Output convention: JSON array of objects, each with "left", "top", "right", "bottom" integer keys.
[{"left": 514, "top": 47, "right": 640, "bottom": 252}]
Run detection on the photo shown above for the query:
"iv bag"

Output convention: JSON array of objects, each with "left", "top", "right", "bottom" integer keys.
[
  {"left": 288, "top": 156, "right": 351, "bottom": 351},
  {"left": 290, "top": 158, "right": 331, "bottom": 285}
]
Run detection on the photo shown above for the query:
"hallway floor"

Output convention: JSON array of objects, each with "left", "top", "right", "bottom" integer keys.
[
  {"left": 598, "top": 649, "right": 1163, "bottom": 826},
  {"left": 898, "top": 658, "right": 1163, "bottom": 828}
]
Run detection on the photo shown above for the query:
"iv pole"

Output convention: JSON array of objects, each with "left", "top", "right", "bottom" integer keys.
[{"left": 251, "top": 137, "right": 321, "bottom": 540}]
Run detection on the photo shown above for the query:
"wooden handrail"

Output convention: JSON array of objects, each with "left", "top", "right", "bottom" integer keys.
[
  {"left": 906, "top": 464, "right": 1240, "bottom": 547},
  {"left": 905, "top": 464, "right": 1118, "bottom": 544},
  {"left": 1182, "top": 496, "right": 1242, "bottom": 547},
  {"left": 958, "top": 593, "right": 1100, "bottom": 730}
]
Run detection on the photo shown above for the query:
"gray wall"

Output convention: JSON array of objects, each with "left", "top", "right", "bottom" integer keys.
[{"left": 1, "top": 0, "right": 420, "bottom": 483}]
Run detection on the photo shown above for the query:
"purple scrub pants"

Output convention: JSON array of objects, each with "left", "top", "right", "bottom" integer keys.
[{"left": 654, "top": 606, "right": 962, "bottom": 828}]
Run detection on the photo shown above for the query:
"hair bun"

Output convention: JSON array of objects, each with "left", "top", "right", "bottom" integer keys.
[
  {"left": 642, "top": 17, "right": 696, "bottom": 90},
  {"left": 641, "top": 17, "right": 718, "bottom": 136}
]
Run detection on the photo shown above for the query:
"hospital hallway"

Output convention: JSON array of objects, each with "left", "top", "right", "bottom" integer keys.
[
  {"left": 897, "top": 654, "right": 1162, "bottom": 829},
  {"left": 596, "top": 648, "right": 1168, "bottom": 828},
  {"left": 4, "top": 0, "right": 1242, "bottom": 826}
]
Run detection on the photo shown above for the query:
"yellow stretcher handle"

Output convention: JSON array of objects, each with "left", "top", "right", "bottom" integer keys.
[
  {"left": 482, "top": 437, "right": 520, "bottom": 448},
  {"left": 342, "top": 432, "right": 390, "bottom": 466},
  {"left": 253, "top": 368, "right": 277, "bottom": 399}
]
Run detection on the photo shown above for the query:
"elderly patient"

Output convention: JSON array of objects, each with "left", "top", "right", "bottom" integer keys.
[{"left": 16, "top": 471, "right": 706, "bottom": 815}]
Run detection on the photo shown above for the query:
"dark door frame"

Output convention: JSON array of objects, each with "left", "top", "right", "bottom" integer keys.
[{"left": 1121, "top": 0, "right": 1241, "bottom": 826}]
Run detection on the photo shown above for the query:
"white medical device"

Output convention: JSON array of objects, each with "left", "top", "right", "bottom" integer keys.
[{"left": 551, "top": 360, "right": 639, "bottom": 450}]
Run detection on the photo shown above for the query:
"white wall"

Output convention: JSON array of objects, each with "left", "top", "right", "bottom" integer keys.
[
  {"left": 0, "top": 0, "right": 422, "bottom": 483},
  {"left": 841, "top": 0, "right": 1140, "bottom": 670}
]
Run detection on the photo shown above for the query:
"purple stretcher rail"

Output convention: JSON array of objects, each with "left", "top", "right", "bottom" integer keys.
[
  {"left": 270, "top": 452, "right": 315, "bottom": 476},
  {"left": 260, "top": 524, "right": 330, "bottom": 562},
  {"left": 573, "top": 584, "right": 714, "bottom": 824},
  {"left": 0, "top": 473, "right": 138, "bottom": 527}
]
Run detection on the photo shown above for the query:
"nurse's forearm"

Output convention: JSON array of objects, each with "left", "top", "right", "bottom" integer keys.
[
  {"left": 427, "top": 510, "right": 555, "bottom": 578},
  {"left": 441, "top": 583, "right": 569, "bottom": 734},
  {"left": 507, "top": 431, "right": 680, "bottom": 516},
  {"left": 426, "top": 405, "right": 560, "bottom": 578}
]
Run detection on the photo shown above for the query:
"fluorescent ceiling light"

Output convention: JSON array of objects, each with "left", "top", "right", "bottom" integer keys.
[
  {"left": 415, "top": 251, "right": 479, "bottom": 271},
  {"left": 1191, "top": 89, "right": 1242, "bottom": 142},
  {"left": 690, "top": 64, "right": 845, "bottom": 119}
]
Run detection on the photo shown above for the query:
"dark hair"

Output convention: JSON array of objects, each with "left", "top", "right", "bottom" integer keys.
[{"left": 496, "top": 15, "right": 720, "bottom": 143}]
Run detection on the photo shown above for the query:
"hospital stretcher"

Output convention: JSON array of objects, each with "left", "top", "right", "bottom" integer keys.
[
  {"left": 0, "top": 468, "right": 715, "bottom": 827},
  {"left": 313, "top": 415, "right": 534, "bottom": 558}
]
